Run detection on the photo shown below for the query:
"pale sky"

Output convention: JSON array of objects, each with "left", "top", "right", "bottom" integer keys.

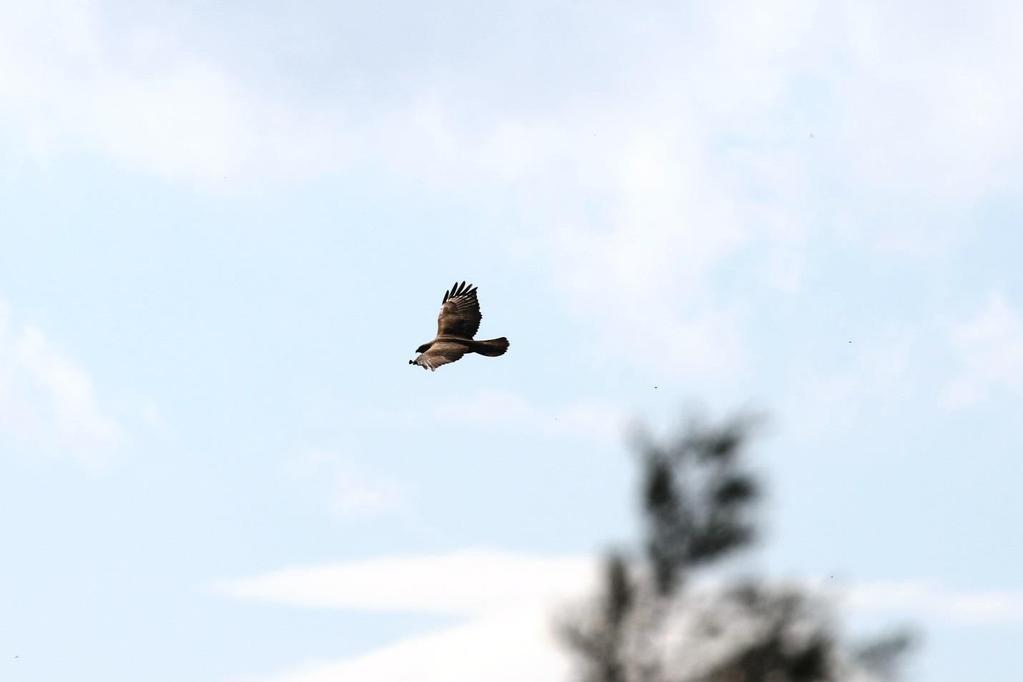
[{"left": 1, "top": 1, "right": 1022, "bottom": 681}]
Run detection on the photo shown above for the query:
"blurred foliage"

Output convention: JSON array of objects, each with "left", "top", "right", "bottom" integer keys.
[{"left": 560, "top": 414, "right": 914, "bottom": 682}]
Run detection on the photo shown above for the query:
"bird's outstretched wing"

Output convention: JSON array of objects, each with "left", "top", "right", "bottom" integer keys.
[
  {"left": 411, "top": 341, "right": 467, "bottom": 371},
  {"left": 436, "top": 281, "right": 482, "bottom": 339}
]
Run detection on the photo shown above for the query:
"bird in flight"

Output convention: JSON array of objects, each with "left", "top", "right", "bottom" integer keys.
[{"left": 409, "top": 281, "right": 509, "bottom": 371}]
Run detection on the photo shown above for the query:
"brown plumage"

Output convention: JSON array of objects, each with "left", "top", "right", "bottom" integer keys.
[{"left": 409, "top": 281, "right": 509, "bottom": 371}]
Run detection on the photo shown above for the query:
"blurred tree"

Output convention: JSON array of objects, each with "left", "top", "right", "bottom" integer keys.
[{"left": 560, "top": 414, "right": 913, "bottom": 682}]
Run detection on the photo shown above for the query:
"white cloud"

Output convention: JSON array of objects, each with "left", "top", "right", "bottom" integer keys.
[
  {"left": 4, "top": 0, "right": 1022, "bottom": 379},
  {"left": 328, "top": 470, "right": 405, "bottom": 518},
  {"left": 228, "top": 607, "right": 572, "bottom": 682},
  {"left": 215, "top": 549, "right": 596, "bottom": 615},
  {"left": 943, "top": 293, "right": 1023, "bottom": 407},
  {"left": 5, "top": 1, "right": 1021, "bottom": 201},
  {"left": 781, "top": 330, "right": 916, "bottom": 440},
  {"left": 0, "top": 299, "right": 123, "bottom": 464},
  {"left": 844, "top": 579, "right": 1023, "bottom": 626},
  {"left": 0, "top": 0, "right": 349, "bottom": 187},
  {"left": 286, "top": 449, "right": 408, "bottom": 520},
  {"left": 217, "top": 550, "right": 595, "bottom": 682},
  {"left": 219, "top": 550, "right": 1023, "bottom": 682},
  {"left": 834, "top": 1, "right": 1023, "bottom": 204},
  {"left": 545, "top": 123, "right": 755, "bottom": 381}
]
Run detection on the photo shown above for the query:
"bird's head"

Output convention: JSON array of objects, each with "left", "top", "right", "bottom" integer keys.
[{"left": 415, "top": 343, "right": 431, "bottom": 353}]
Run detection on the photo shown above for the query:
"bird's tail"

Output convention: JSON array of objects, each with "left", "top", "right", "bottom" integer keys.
[{"left": 469, "top": 337, "right": 509, "bottom": 357}]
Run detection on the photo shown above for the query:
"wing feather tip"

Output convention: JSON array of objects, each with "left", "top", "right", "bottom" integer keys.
[{"left": 441, "top": 280, "right": 479, "bottom": 302}]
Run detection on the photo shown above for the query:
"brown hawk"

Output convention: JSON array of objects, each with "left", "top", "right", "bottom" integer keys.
[{"left": 409, "top": 281, "right": 509, "bottom": 371}]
